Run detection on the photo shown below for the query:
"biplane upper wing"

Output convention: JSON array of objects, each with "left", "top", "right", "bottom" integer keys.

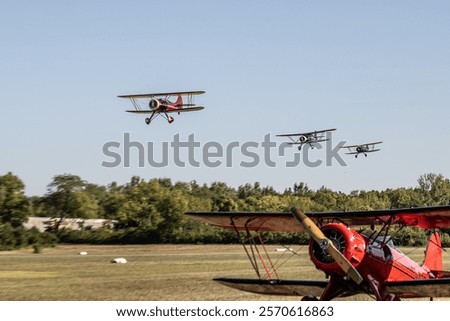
[
  {"left": 186, "top": 205, "right": 450, "bottom": 231},
  {"left": 276, "top": 128, "right": 336, "bottom": 137},
  {"left": 118, "top": 91, "right": 205, "bottom": 99}
]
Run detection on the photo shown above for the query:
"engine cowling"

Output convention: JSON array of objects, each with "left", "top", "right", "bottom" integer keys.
[
  {"left": 299, "top": 135, "right": 308, "bottom": 143},
  {"left": 149, "top": 99, "right": 160, "bottom": 110},
  {"left": 356, "top": 146, "right": 363, "bottom": 153},
  {"left": 309, "top": 223, "right": 366, "bottom": 276}
]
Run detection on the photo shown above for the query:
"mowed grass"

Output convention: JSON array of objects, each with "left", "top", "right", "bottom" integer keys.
[{"left": 0, "top": 244, "right": 448, "bottom": 301}]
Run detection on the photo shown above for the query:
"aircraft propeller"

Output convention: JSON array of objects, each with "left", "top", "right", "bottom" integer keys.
[{"left": 291, "top": 207, "right": 364, "bottom": 285}]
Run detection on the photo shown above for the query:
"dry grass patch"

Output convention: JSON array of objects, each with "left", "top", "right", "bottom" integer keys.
[{"left": 0, "top": 244, "right": 448, "bottom": 300}]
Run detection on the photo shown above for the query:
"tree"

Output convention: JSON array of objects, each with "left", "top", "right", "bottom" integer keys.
[
  {"left": 417, "top": 173, "right": 450, "bottom": 206},
  {"left": 113, "top": 178, "right": 164, "bottom": 229},
  {"left": 0, "top": 172, "right": 29, "bottom": 227},
  {"left": 156, "top": 190, "right": 189, "bottom": 242},
  {"left": 41, "top": 174, "right": 101, "bottom": 226},
  {"left": 385, "top": 188, "right": 423, "bottom": 208},
  {"left": 293, "top": 182, "right": 311, "bottom": 196},
  {"left": 312, "top": 187, "right": 337, "bottom": 210},
  {"left": 209, "top": 182, "right": 239, "bottom": 211}
]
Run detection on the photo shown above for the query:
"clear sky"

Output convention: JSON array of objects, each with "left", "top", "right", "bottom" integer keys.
[{"left": 1, "top": 0, "right": 450, "bottom": 196}]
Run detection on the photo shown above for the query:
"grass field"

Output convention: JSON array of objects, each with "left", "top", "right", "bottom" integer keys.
[{"left": 0, "top": 244, "right": 449, "bottom": 301}]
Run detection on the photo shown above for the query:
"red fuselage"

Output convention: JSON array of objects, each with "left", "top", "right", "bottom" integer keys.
[
  {"left": 308, "top": 223, "right": 432, "bottom": 299},
  {"left": 149, "top": 97, "right": 183, "bottom": 112}
]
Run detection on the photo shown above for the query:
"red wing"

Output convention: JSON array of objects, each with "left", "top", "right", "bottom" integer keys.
[
  {"left": 186, "top": 205, "right": 450, "bottom": 230},
  {"left": 385, "top": 278, "right": 450, "bottom": 298}
]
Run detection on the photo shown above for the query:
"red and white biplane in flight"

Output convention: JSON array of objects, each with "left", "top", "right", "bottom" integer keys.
[
  {"left": 118, "top": 90, "right": 205, "bottom": 125},
  {"left": 187, "top": 206, "right": 450, "bottom": 301}
]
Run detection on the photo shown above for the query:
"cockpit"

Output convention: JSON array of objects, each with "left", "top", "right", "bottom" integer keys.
[{"left": 361, "top": 230, "right": 402, "bottom": 261}]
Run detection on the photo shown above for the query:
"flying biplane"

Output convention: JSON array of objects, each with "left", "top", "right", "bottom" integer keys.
[
  {"left": 118, "top": 90, "right": 205, "bottom": 124},
  {"left": 277, "top": 129, "right": 337, "bottom": 150},
  {"left": 342, "top": 141, "right": 382, "bottom": 158},
  {"left": 186, "top": 206, "right": 450, "bottom": 301}
]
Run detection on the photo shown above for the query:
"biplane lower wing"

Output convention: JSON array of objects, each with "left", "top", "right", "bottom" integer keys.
[
  {"left": 166, "top": 106, "right": 205, "bottom": 113},
  {"left": 216, "top": 277, "right": 450, "bottom": 299},
  {"left": 385, "top": 278, "right": 450, "bottom": 298},
  {"left": 346, "top": 149, "right": 381, "bottom": 155},
  {"left": 287, "top": 139, "right": 329, "bottom": 145},
  {"left": 186, "top": 205, "right": 450, "bottom": 231},
  {"left": 126, "top": 110, "right": 154, "bottom": 114},
  {"left": 214, "top": 278, "right": 330, "bottom": 297},
  {"left": 126, "top": 106, "right": 204, "bottom": 114}
]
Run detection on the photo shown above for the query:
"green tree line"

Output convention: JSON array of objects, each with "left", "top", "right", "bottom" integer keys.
[{"left": 1, "top": 171, "right": 450, "bottom": 250}]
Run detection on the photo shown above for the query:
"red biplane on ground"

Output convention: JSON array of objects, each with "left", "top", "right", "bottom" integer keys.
[
  {"left": 186, "top": 206, "right": 450, "bottom": 300},
  {"left": 118, "top": 90, "right": 205, "bottom": 124}
]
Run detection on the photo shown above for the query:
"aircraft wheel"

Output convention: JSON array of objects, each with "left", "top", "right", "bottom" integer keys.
[
  {"left": 355, "top": 155, "right": 358, "bottom": 158},
  {"left": 145, "top": 118, "right": 151, "bottom": 125},
  {"left": 298, "top": 146, "right": 302, "bottom": 151},
  {"left": 301, "top": 295, "right": 318, "bottom": 301},
  {"left": 168, "top": 116, "right": 174, "bottom": 124}
]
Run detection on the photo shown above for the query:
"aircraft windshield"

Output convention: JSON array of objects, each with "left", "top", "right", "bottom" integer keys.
[
  {"left": 361, "top": 230, "right": 400, "bottom": 251},
  {"left": 372, "top": 235, "right": 396, "bottom": 249}
]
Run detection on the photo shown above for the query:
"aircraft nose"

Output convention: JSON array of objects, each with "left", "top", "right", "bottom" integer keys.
[{"left": 149, "top": 99, "right": 159, "bottom": 110}]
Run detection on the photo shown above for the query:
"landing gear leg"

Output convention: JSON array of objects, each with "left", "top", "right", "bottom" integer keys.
[
  {"left": 319, "top": 276, "right": 349, "bottom": 301},
  {"left": 145, "top": 111, "right": 156, "bottom": 125},
  {"left": 163, "top": 112, "right": 174, "bottom": 124}
]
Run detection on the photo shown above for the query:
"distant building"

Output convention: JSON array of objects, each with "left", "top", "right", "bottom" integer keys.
[{"left": 24, "top": 217, "right": 116, "bottom": 232}]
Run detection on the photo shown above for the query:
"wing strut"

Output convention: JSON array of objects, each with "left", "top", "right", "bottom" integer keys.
[
  {"left": 231, "top": 218, "right": 260, "bottom": 278},
  {"left": 230, "top": 217, "right": 280, "bottom": 280}
]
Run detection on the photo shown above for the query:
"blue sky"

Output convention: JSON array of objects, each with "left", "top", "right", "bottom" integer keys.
[{"left": 1, "top": 0, "right": 450, "bottom": 196}]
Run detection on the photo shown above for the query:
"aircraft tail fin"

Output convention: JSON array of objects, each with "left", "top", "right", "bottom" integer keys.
[
  {"left": 422, "top": 231, "right": 443, "bottom": 273},
  {"left": 175, "top": 95, "right": 183, "bottom": 106}
]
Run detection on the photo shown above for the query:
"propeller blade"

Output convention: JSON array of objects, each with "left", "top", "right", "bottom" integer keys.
[{"left": 291, "top": 208, "right": 363, "bottom": 285}]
